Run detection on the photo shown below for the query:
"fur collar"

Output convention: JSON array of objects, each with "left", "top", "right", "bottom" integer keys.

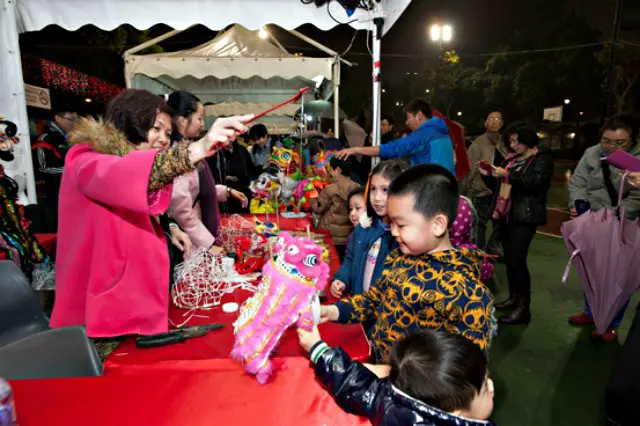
[{"left": 68, "top": 117, "right": 135, "bottom": 157}]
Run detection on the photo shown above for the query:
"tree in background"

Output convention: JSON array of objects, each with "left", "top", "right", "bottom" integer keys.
[{"left": 597, "top": 40, "right": 640, "bottom": 116}]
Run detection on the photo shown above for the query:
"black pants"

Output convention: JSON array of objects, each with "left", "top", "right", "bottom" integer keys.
[
  {"left": 500, "top": 222, "right": 537, "bottom": 305},
  {"left": 472, "top": 195, "right": 502, "bottom": 252}
]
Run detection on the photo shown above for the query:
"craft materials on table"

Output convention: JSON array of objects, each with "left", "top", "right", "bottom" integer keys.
[
  {"left": 170, "top": 249, "right": 259, "bottom": 326},
  {"left": 231, "top": 232, "right": 329, "bottom": 385}
]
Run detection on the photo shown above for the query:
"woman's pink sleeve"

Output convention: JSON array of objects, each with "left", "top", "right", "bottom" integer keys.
[
  {"left": 216, "top": 184, "right": 229, "bottom": 202},
  {"left": 72, "top": 148, "right": 170, "bottom": 215},
  {"left": 168, "top": 173, "right": 215, "bottom": 249}
]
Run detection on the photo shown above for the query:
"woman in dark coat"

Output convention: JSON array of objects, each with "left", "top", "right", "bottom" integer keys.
[{"left": 479, "top": 121, "right": 553, "bottom": 325}]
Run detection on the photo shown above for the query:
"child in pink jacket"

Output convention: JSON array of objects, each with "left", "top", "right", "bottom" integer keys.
[{"left": 166, "top": 91, "right": 247, "bottom": 252}]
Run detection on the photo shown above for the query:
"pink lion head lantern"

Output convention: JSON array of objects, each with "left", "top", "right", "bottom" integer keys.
[{"left": 231, "top": 231, "right": 329, "bottom": 384}]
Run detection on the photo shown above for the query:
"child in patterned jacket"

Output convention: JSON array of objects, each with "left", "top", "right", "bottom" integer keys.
[{"left": 321, "top": 165, "right": 496, "bottom": 363}]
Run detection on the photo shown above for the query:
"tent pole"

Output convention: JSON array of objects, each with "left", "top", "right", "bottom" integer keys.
[
  {"left": 333, "top": 58, "right": 340, "bottom": 139},
  {"left": 371, "top": 18, "right": 384, "bottom": 167}
]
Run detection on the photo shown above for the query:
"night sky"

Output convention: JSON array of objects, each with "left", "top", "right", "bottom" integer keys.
[{"left": 18, "top": 0, "right": 638, "bottom": 118}]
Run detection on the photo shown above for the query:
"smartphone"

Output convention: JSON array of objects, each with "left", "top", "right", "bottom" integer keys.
[
  {"left": 575, "top": 199, "right": 591, "bottom": 215},
  {"left": 478, "top": 161, "right": 494, "bottom": 174}
]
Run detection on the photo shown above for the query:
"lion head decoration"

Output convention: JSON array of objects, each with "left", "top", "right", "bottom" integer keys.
[{"left": 231, "top": 231, "right": 329, "bottom": 384}]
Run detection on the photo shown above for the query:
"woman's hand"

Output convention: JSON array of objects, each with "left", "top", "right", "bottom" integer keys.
[
  {"left": 230, "top": 189, "right": 249, "bottom": 208},
  {"left": 297, "top": 326, "right": 322, "bottom": 353},
  {"left": 627, "top": 171, "right": 640, "bottom": 188},
  {"left": 330, "top": 280, "right": 346, "bottom": 298},
  {"left": 492, "top": 167, "right": 508, "bottom": 178},
  {"left": 335, "top": 147, "right": 360, "bottom": 160},
  {"left": 189, "top": 115, "right": 253, "bottom": 164},
  {"left": 170, "top": 226, "right": 193, "bottom": 258}
]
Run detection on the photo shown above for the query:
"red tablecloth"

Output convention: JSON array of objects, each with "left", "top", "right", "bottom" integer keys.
[
  {"left": 10, "top": 368, "right": 368, "bottom": 426},
  {"left": 103, "top": 214, "right": 368, "bottom": 376}
]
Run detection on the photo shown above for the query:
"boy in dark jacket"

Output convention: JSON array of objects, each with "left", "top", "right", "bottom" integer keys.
[
  {"left": 298, "top": 327, "right": 496, "bottom": 426},
  {"left": 321, "top": 165, "right": 496, "bottom": 362}
]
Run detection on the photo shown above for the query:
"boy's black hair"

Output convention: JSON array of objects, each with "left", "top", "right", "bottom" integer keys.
[
  {"left": 249, "top": 123, "right": 269, "bottom": 141},
  {"left": 388, "top": 164, "right": 459, "bottom": 226},
  {"left": 329, "top": 156, "right": 354, "bottom": 177},
  {"left": 347, "top": 186, "right": 365, "bottom": 205},
  {"left": 389, "top": 329, "right": 488, "bottom": 413},
  {"left": 403, "top": 99, "right": 432, "bottom": 119},
  {"left": 504, "top": 121, "right": 539, "bottom": 149},
  {"left": 366, "top": 160, "right": 409, "bottom": 221}
]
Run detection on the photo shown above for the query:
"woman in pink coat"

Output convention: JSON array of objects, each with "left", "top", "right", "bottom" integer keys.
[
  {"left": 50, "top": 89, "right": 250, "bottom": 337},
  {"left": 166, "top": 91, "right": 248, "bottom": 252}
]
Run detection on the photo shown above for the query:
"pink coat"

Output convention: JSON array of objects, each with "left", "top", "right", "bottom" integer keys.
[
  {"left": 168, "top": 170, "right": 228, "bottom": 249},
  {"left": 50, "top": 119, "right": 174, "bottom": 337}
]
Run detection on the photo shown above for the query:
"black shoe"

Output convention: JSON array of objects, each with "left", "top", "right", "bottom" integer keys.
[
  {"left": 499, "top": 307, "right": 531, "bottom": 325},
  {"left": 494, "top": 296, "right": 516, "bottom": 310}
]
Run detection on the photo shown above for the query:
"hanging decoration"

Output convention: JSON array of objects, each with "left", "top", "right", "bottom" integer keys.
[{"left": 21, "top": 55, "right": 124, "bottom": 104}]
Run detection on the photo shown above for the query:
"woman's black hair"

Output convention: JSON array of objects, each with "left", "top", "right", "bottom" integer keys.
[
  {"left": 504, "top": 121, "right": 539, "bottom": 149},
  {"left": 166, "top": 91, "right": 202, "bottom": 142},
  {"left": 365, "top": 159, "right": 409, "bottom": 221},
  {"left": 390, "top": 329, "right": 488, "bottom": 413},
  {"left": 166, "top": 90, "right": 200, "bottom": 120},
  {"left": 106, "top": 89, "right": 174, "bottom": 145}
]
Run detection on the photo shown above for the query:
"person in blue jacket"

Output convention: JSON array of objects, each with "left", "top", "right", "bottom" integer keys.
[
  {"left": 330, "top": 160, "right": 408, "bottom": 299},
  {"left": 335, "top": 99, "right": 455, "bottom": 175}
]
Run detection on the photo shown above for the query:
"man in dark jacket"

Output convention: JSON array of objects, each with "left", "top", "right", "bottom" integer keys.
[
  {"left": 32, "top": 104, "right": 77, "bottom": 232},
  {"left": 297, "top": 327, "right": 495, "bottom": 426},
  {"left": 207, "top": 139, "right": 256, "bottom": 213}
]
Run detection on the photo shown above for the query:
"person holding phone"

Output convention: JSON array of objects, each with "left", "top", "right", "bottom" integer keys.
[
  {"left": 461, "top": 110, "right": 509, "bottom": 252},
  {"left": 567, "top": 115, "right": 640, "bottom": 342}
]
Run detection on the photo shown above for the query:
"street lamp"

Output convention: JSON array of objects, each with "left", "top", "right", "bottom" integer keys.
[
  {"left": 425, "top": 89, "right": 430, "bottom": 93},
  {"left": 430, "top": 23, "right": 453, "bottom": 43},
  {"left": 457, "top": 111, "right": 462, "bottom": 117},
  {"left": 564, "top": 98, "right": 571, "bottom": 105}
]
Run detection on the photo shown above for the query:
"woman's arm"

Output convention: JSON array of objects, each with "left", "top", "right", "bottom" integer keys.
[
  {"left": 168, "top": 172, "right": 215, "bottom": 249},
  {"left": 148, "top": 142, "right": 197, "bottom": 193}
]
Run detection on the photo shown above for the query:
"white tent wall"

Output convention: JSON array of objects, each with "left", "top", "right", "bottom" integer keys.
[
  {"left": 125, "top": 24, "right": 336, "bottom": 135},
  {"left": 2, "top": 0, "right": 412, "bottom": 204},
  {"left": 0, "top": 0, "right": 35, "bottom": 204}
]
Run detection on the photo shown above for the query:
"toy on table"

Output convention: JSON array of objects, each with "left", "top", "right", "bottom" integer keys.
[
  {"left": 249, "top": 172, "right": 281, "bottom": 214},
  {"left": 231, "top": 231, "right": 330, "bottom": 384},
  {"left": 268, "top": 146, "right": 303, "bottom": 179}
]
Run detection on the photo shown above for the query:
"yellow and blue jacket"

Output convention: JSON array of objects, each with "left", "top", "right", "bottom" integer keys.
[{"left": 336, "top": 247, "right": 496, "bottom": 362}]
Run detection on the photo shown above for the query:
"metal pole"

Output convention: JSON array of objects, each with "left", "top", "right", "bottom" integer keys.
[
  {"left": 371, "top": 17, "right": 384, "bottom": 167},
  {"left": 603, "top": 0, "right": 624, "bottom": 122}
]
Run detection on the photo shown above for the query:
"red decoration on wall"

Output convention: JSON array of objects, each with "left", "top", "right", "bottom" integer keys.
[{"left": 22, "top": 56, "right": 123, "bottom": 104}]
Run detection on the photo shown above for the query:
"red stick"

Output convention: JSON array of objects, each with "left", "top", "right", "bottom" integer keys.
[{"left": 244, "top": 87, "right": 309, "bottom": 124}]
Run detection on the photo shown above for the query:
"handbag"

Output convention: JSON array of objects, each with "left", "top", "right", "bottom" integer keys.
[{"left": 492, "top": 181, "right": 513, "bottom": 220}]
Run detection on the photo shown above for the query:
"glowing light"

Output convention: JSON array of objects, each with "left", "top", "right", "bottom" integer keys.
[{"left": 259, "top": 27, "right": 269, "bottom": 39}]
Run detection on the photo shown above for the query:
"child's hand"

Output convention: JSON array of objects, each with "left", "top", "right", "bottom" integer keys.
[
  {"left": 297, "top": 326, "right": 322, "bottom": 353},
  {"left": 331, "top": 280, "right": 346, "bottom": 298},
  {"left": 320, "top": 305, "right": 339, "bottom": 323}
]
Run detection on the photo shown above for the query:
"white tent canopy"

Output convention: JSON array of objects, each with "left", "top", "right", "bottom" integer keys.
[
  {"left": 126, "top": 24, "right": 335, "bottom": 134},
  {"left": 1, "top": 0, "right": 411, "bottom": 203}
]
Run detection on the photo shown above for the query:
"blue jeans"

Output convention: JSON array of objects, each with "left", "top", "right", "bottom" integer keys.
[{"left": 584, "top": 297, "right": 629, "bottom": 330}]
